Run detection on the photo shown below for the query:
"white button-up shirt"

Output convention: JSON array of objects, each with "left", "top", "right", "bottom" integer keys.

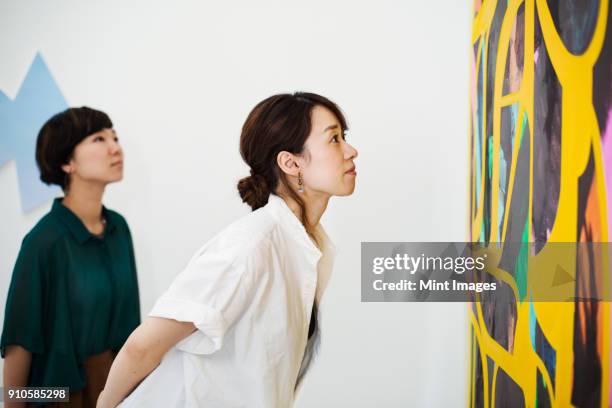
[{"left": 119, "top": 194, "right": 336, "bottom": 408}]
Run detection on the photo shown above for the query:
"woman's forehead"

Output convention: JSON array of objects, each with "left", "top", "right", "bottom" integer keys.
[{"left": 311, "top": 105, "right": 340, "bottom": 134}]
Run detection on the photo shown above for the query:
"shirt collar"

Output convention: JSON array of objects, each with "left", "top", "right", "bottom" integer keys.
[
  {"left": 264, "top": 194, "right": 336, "bottom": 261},
  {"left": 51, "top": 198, "right": 117, "bottom": 244}
]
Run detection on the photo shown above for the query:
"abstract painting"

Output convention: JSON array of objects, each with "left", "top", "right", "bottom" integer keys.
[{"left": 469, "top": 0, "right": 611, "bottom": 406}]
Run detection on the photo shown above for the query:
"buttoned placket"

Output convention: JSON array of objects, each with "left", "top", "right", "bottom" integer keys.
[
  {"left": 59, "top": 198, "right": 120, "bottom": 351},
  {"left": 96, "top": 235, "right": 118, "bottom": 342},
  {"left": 265, "top": 196, "right": 323, "bottom": 333},
  {"left": 264, "top": 194, "right": 330, "bottom": 393}
]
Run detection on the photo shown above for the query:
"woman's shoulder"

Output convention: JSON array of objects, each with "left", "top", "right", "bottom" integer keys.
[
  {"left": 103, "top": 207, "right": 130, "bottom": 231},
  {"left": 20, "top": 210, "right": 67, "bottom": 251},
  {"left": 227, "top": 206, "right": 278, "bottom": 238},
  {"left": 195, "top": 206, "right": 281, "bottom": 263}
]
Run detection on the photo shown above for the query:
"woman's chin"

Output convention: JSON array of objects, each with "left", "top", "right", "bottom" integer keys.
[
  {"left": 335, "top": 185, "right": 356, "bottom": 197},
  {"left": 104, "top": 175, "right": 124, "bottom": 185}
]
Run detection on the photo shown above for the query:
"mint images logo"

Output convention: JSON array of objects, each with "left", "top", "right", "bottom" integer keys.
[{"left": 0, "top": 53, "right": 67, "bottom": 212}]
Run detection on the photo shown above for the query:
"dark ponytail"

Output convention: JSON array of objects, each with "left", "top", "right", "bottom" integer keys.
[{"left": 237, "top": 172, "right": 270, "bottom": 211}]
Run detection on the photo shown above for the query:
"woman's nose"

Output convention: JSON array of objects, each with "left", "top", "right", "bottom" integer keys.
[
  {"left": 109, "top": 140, "right": 122, "bottom": 155},
  {"left": 344, "top": 142, "right": 358, "bottom": 159}
]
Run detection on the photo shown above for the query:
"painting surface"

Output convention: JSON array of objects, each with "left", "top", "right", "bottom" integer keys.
[{"left": 469, "top": 0, "right": 611, "bottom": 406}]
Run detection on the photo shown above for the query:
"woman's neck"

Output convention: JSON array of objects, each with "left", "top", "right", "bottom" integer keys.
[
  {"left": 62, "top": 180, "right": 106, "bottom": 234},
  {"left": 278, "top": 189, "right": 329, "bottom": 229}
]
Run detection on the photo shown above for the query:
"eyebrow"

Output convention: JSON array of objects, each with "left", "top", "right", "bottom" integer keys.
[{"left": 322, "top": 124, "right": 339, "bottom": 133}]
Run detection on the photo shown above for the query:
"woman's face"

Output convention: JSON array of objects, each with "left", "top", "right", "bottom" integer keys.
[
  {"left": 64, "top": 128, "right": 124, "bottom": 187},
  {"left": 297, "top": 105, "right": 358, "bottom": 197}
]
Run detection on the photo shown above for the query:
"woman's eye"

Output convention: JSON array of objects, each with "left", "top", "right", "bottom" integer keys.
[
  {"left": 94, "top": 136, "right": 105, "bottom": 142},
  {"left": 331, "top": 135, "right": 339, "bottom": 143}
]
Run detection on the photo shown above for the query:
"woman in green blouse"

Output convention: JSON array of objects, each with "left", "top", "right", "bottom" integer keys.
[{"left": 1, "top": 107, "right": 141, "bottom": 407}]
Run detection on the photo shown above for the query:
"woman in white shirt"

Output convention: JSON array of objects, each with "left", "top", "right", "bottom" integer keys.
[{"left": 97, "top": 92, "right": 358, "bottom": 408}]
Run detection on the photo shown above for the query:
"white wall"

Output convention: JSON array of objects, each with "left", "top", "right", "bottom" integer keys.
[{"left": 0, "top": 1, "right": 471, "bottom": 406}]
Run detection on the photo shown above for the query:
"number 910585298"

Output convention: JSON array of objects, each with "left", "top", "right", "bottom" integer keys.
[{"left": 3, "top": 387, "right": 69, "bottom": 402}]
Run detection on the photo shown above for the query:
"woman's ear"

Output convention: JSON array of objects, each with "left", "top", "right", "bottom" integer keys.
[
  {"left": 61, "top": 162, "right": 73, "bottom": 175},
  {"left": 276, "top": 151, "right": 300, "bottom": 176},
  {"left": 61, "top": 154, "right": 77, "bottom": 174}
]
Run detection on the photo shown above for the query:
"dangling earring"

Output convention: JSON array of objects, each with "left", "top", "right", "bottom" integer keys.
[{"left": 298, "top": 172, "right": 304, "bottom": 193}]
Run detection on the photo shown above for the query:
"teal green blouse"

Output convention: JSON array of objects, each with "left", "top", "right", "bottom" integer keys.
[{"left": 1, "top": 198, "right": 140, "bottom": 391}]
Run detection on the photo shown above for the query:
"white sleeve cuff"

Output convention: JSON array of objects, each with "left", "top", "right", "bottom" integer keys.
[{"left": 149, "top": 296, "right": 227, "bottom": 355}]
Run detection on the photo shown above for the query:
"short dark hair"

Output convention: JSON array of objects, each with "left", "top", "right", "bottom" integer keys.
[{"left": 36, "top": 106, "right": 113, "bottom": 190}]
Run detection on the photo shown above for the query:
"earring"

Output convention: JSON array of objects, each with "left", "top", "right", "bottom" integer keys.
[{"left": 298, "top": 172, "right": 304, "bottom": 193}]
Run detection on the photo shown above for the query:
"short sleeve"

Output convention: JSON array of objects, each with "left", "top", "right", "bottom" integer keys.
[
  {"left": 1, "top": 236, "right": 46, "bottom": 356},
  {"left": 149, "top": 237, "right": 259, "bottom": 355}
]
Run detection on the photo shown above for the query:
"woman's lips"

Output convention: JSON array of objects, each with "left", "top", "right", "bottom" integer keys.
[{"left": 345, "top": 166, "right": 356, "bottom": 175}]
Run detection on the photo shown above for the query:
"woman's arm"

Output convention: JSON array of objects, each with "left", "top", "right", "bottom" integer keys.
[
  {"left": 96, "top": 317, "right": 196, "bottom": 408},
  {"left": 3, "top": 345, "right": 32, "bottom": 408}
]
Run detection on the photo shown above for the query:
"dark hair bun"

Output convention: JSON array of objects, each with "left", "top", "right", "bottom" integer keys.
[{"left": 237, "top": 173, "right": 269, "bottom": 210}]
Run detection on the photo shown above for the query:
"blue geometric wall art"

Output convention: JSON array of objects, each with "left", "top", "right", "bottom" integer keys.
[{"left": 0, "top": 52, "right": 68, "bottom": 213}]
